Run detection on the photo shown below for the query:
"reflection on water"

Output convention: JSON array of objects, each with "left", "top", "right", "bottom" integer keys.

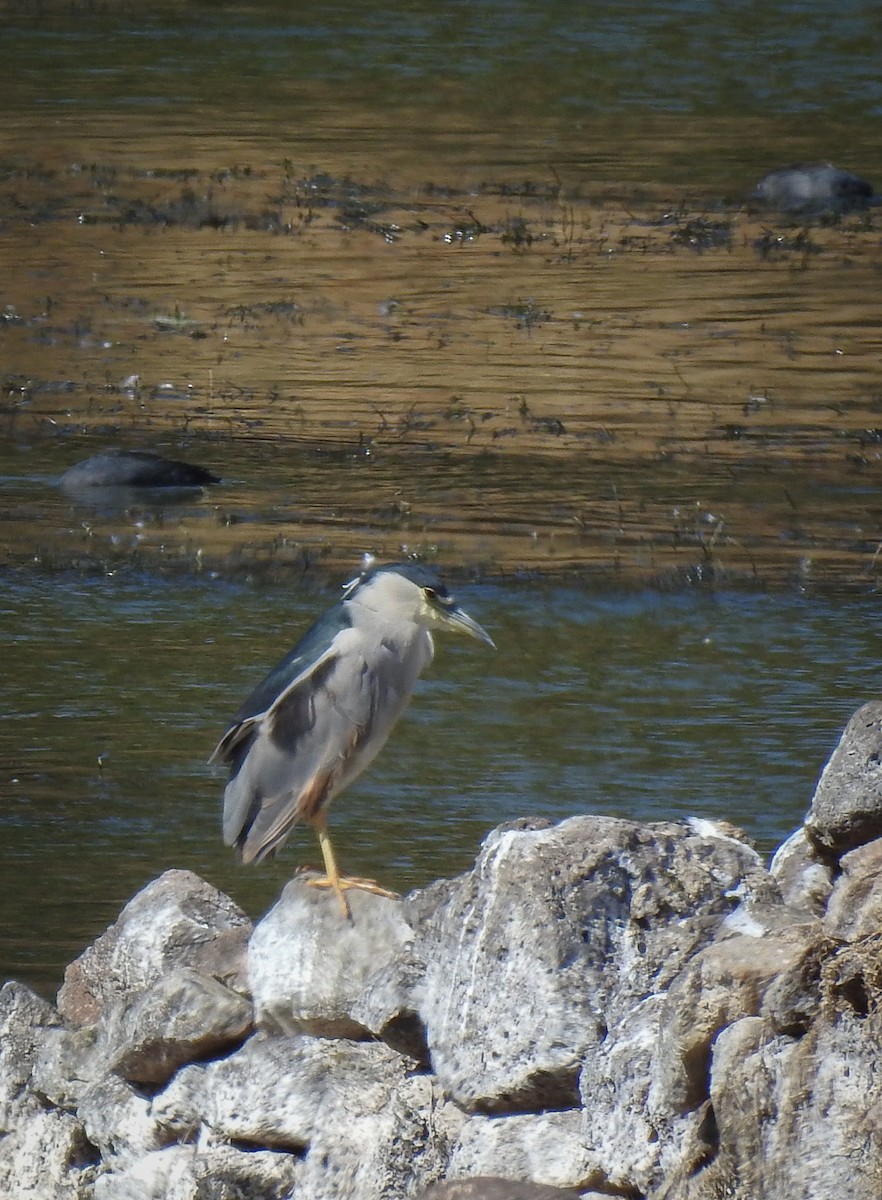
[{"left": 1, "top": 568, "right": 878, "bottom": 997}]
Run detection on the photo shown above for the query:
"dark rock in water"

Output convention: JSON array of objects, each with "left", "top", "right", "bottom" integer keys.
[
  {"left": 59, "top": 449, "right": 220, "bottom": 490},
  {"left": 748, "top": 163, "right": 880, "bottom": 216}
]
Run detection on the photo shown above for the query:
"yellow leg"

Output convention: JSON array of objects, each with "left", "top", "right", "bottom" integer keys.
[{"left": 307, "top": 813, "right": 399, "bottom": 918}]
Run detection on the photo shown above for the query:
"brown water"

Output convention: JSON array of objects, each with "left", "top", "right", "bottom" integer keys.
[
  {"left": 3, "top": 0, "right": 882, "bottom": 997},
  {"left": 4, "top": 152, "right": 882, "bottom": 591}
]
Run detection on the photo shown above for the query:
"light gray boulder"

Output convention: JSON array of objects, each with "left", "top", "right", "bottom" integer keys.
[
  {"left": 77, "top": 1074, "right": 165, "bottom": 1168},
  {"left": 805, "top": 701, "right": 882, "bottom": 858},
  {"left": 248, "top": 876, "right": 415, "bottom": 1039},
  {"left": 418, "top": 1180, "right": 585, "bottom": 1200},
  {"left": 102, "top": 966, "right": 253, "bottom": 1085},
  {"left": 769, "top": 827, "right": 833, "bottom": 916},
  {"left": 57, "top": 868, "right": 252, "bottom": 1025},
  {"left": 1, "top": 980, "right": 64, "bottom": 1123},
  {"left": 91, "top": 1142, "right": 299, "bottom": 1200},
  {"left": 0, "top": 982, "right": 97, "bottom": 1199},
  {"left": 143, "top": 1031, "right": 460, "bottom": 1200},
  {"left": 34, "top": 968, "right": 253, "bottom": 1108},
  {"left": 445, "top": 1111, "right": 597, "bottom": 1191},
  {"left": 686, "top": 998, "right": 882, "bottom": 1198},
  {"left": 824, "top": 836, "right": 882, "bottom": 942},
  {"left": 411, "top": 815, "right": 767, "bottom": 1115}
]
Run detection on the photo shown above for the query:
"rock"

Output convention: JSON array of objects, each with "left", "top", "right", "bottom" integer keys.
[
  {"left": 412, "top": 815, "right": 765, "bottom": 1115},
  {"left": 59, "top": 449, "right": 220, "bottom": 490},
  {"left": 805, "top": 702, "right": 882, "bottom": 858},
  {"left": 0, "top": 1106, "right": 97, "bottom": 1200},
  {"left": 37, "top": 967, "right": 252, "bottom": 1108},
  {"left": 768, "top": 827, "right": 833, "bottom": 916},
  {"left": 688, "top": 991, "right": 882, "bottom": 1198},
  {"left": 650, "top": 926, "right": 817, "bottom": 1115},
  {"left": 77, "top": 1074, "right": 164, "bottom": 1168},
  {"left": 248, "top": 876, "right": 414, "bottom": 1039},
  {"left": 199, "top": 1032, "right": 391, "bottom": 1151},
  {"left": 418, "top": 1180, "right": 584, "bottom": 1200},
  {"left": 0, "top": 983, "right": 98, "bottom": 1198},
  {"left": 6, "top": 784, "right": 882, "bottom": 1200},
  {"left": 446, "top": 1111, "right": 597, "bottom": 1191},
  {"left": 192, "top": 1032, "right": 455, "bottom": 1197},
  {"left": 0, "top": 981, "right": 64, "bottom": 1124},
  {"left": 824, "top": 837, "right": 882, "bottom": 942},
  {"left": 57, "top": 869, "right": 252, "bottom": 1025},
  {"left": 148, "top": 1063, "right": 209, "bottom": 1142},
  {"left": 103, "top": 967, "right": 253, "bottom": 1085},
  {"left": 91, "top": 1143, "right": 299, "bottom": 1200},
  {"left": 748, "top": 163, "right": 880, "bottom": 216},
  {"left": 32, "top": 1021, "right": 102, "bottom": 1108}
]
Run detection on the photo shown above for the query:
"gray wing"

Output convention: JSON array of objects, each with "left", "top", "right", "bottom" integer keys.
[{"left": 218, "top": 629, "right": 413, "bottom": 863}]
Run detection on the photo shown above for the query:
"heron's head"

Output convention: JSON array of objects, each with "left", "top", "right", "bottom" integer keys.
[{"left": 344, "top": 562, "right": 495, "bottom": 647}]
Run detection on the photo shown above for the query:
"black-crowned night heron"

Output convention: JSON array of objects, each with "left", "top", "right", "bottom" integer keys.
[{"left": 210, "top": 561, "right": 495, "bottom": 917}]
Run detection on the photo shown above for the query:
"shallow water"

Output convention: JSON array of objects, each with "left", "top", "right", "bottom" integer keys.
[{"left": 3, "top": 0, "right": 882, "bottom": 998}]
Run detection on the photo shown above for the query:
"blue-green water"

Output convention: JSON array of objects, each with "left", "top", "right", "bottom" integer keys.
[
  {"left": 1, "top": 568, "right": 878, "bottom": 996},
  {"left": 8, "top": 0, "right": 882, "bottom": 121}
]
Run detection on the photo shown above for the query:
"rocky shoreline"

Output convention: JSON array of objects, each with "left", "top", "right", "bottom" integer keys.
[{"left": 3, "top": 702, "right": 882, "bottom": 1199}]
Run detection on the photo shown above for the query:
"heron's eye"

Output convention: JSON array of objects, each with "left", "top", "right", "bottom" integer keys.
[{"left": 423, "top": 587, "right": 438, "bottom": 601}]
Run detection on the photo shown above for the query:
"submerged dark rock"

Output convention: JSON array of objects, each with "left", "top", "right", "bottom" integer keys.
[
  {"left": 59, "top": 449, "right": 220, "bottom": 490},
  {"left": 749, "top": 163, "right": 880, "bottom": 216},
  {"left": 4, "top": 705, "right": 882, "bottom": 1198}
]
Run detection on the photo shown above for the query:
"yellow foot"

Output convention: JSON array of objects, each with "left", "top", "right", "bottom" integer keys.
[{"left": 305, "top": 873, "right": 400, "bottom": 918}]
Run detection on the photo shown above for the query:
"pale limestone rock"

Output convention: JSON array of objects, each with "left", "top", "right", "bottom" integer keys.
[
  {"left": 33, "top": 968, "right": 252, "bottom": 1110},
  {"left": 650, "top": 926, "right": 819, "bottom": 1114},
  {"left": 419, "top": 1180, "right": 584, "bottom": 1200},
  {"left": 57, "top": 869, "right": 251, "bottom": 1026},
  {"left": 181, "top": 1030, "right": 457, "bottom": 1199},
  {"left": 0, "top": 1106, "right": 96, "bottom": 1200},
  {"left": 148, "top": 1063, "right": 209, "bottom": 1143},
  {"left": 687, "top": 1001, "right": 882, "bottom": 1199},
  {"left": 769, "top": 827, "right": 833, "bottom": 916},
  {"left": 248, "top": 876, "right": 414, "bottom": 1038},
  {"left": 32, "top": 1022, "right": 101, "bottom": 1109},
  {"left": 824, "top": 837, "right": 882, "bottom": 942},
  {"left": 0, "top": 981, "right": 64, "bottom": 1123},
  {"left": 446, "top": 1111, "right": 597, "bottom": 1191},
  {"left": 805, "top": 701, "right": 882, "bottom": 858},
  {"left": 77, "top": 1074, "right": 164, "bottom": 1167},
  {"left": 200, "top": 1032, "right": 404, "bottom": 1150},
  {"left": 0, "top": 982, "right": 97, "bottom": 1199},
  {"left": 103, "top": 966, "right": 253, "bottom": 1084},
  {"left": 91, "top": 1142, "right": 299, "bottom": 1200},
  {"left": 413, "top": 815, "right": 765, "bottom": 1113}
]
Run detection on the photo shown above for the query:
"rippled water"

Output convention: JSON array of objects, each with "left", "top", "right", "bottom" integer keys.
[
  {"left": 3, "top": 0, "right": 882, "bottom": 997},
  {"left": 2, "top": 568, "right": 878, "bottom": 996}
]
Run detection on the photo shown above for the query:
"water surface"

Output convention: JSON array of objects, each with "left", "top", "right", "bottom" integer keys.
[
  {"left": 2, "top": 569, "right": 878, "bottom": 996},
  {"left": 2, "top": 0, "right": 882, "bottom": 997}
]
